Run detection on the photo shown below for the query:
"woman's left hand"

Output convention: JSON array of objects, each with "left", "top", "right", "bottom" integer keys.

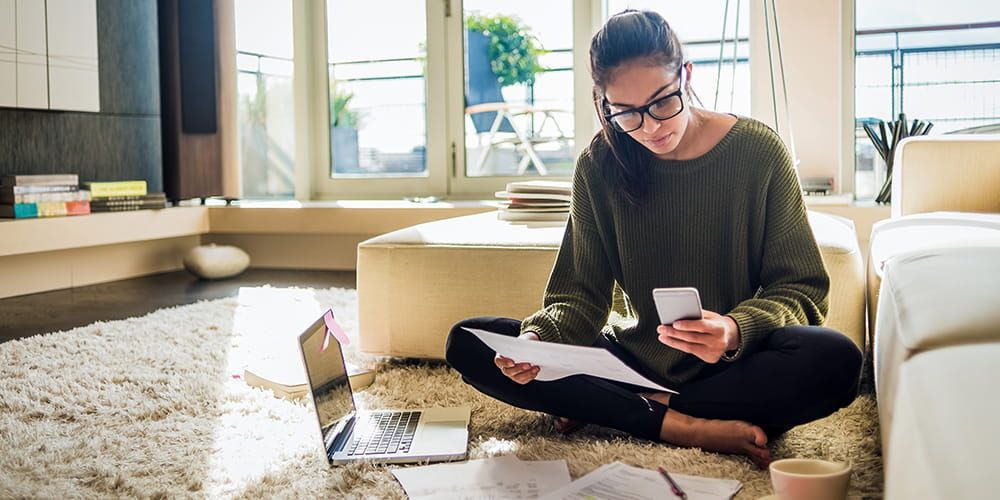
[{"left": 657, "top": 310, "right": 740, "bottom": 363}]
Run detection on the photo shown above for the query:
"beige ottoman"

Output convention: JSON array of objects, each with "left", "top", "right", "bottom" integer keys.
[{"left": 358, "top": 210, "right": 865, "bottom": 359}]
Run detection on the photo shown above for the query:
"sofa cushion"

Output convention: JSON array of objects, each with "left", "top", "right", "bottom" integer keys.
[
  {"left": 884, "top": 343, "right": 1000, "bottom": 500},
  {"left": 807, "top": 211, "right": 865, "bottom": 349},
  {"left": 867, "top": 212, "right": 1000, "bottom": 335}
]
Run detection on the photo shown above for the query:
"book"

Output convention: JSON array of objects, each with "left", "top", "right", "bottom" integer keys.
[
  {"left": 505, "top": 180, "right": 572, "bottom": 195},
  {"left": 498, "top": 210, "right": 569, "bottom": 222},
  {"left": 87, "top": 192, "right": 166, "bottom": 203},
  {"left": 83, "top": 180, "right": 148, "bottom": 198},
  {"left": 243, "top": 361, "right": 375, "bottom": 400},
  {"left": 495, "top": 191, "right": 572, "bottom": 203},
  {"left": 0, "top": 203, "right": 39, "bottom": 218},
  {"left": 1, "top": 189, "right": 90, "bottom": 204},
  {"left": 0, "top": 200, "right": 90, "bottom": 218},
  {"left": 90, "top": 201, "right": 167, "bottom": 212},
  {"left": 1, "top": 174, "right": 79, "bottom": 186},
  {"left": 0, "top": 184, "right": 78, "bottom": 196}
]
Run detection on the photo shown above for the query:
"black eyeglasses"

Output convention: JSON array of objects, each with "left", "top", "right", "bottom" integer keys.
[{"left": 604, "top": 68, "right": 686, "bottom": 133}]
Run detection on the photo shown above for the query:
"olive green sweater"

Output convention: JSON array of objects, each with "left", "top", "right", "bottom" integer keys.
[{"left": 520, "top": 116, "right": 829, "bottom": 386}]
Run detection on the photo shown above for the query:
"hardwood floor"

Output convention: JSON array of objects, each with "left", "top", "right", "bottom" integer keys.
[{"left": 0, "top": 269, "right": 356, "bottom": 343}]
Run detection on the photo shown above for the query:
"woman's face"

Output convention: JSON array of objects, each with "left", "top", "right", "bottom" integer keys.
[{"left": 603, "top": 61, "right": 690, "bottom": 158}]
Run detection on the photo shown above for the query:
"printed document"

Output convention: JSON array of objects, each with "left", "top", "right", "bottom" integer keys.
[
  {"left": 463, "top": 327, "right": 676, "bottom": 393},
  {"left": 391, "top": 454, "right": 571, "bottom": 499},
  {"left": 540, "top": 461, "right": 742, "bottom": 500}
]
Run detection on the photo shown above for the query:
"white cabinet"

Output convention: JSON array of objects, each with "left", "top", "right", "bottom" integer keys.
[
  {"left": 47, "top": 0, "right": 100, "bottom": 112},
  {"left": 0, "top": 0, "right": 15, "bottom": 108},
  {"left": 1, "top": 0, "right": 99, "bottom": 111},
  {"left": 14, "top": 0, "right": 47, "bottom": 109}
]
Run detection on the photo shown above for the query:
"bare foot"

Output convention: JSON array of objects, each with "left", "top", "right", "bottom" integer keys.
[
  {"left": 660, "top": 410, "right": 771, "bottom": 469},
  {"left": 552, "top": 416, "right": 586, "bottom": 435}
]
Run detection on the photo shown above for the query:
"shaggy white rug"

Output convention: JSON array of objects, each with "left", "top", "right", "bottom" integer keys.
[{"left": 0, "top": 286, "right": 883, "bottom": 499}]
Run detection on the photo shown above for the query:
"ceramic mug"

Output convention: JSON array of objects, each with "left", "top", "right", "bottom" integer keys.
[{"left": 769, "top": 458, "right": 851, "bottom": 500}]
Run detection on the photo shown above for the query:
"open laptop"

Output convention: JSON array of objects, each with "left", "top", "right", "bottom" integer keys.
[{"left": 298, "top": 311, "right": 471, "bottom": 465}]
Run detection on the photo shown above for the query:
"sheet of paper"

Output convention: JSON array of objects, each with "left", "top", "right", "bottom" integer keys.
[
  {"left": 464, "top": 327, "right": 676, "bottom": 393},
  {"left": 539, "top": 461, "right": 742, "bottom": 500},
  {"left": 391, "top": 454, "right": 571, "bottom": 499}
]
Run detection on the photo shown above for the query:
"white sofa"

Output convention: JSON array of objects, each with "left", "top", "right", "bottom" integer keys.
[
  {"left": 868, "top": 135, "right": 1000, "bottom": 499},
  {"left": 356, "top": 209, "right": 866, "bottom": 359}
]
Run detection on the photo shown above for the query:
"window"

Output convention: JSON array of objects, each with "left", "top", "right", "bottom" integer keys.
[
  {"left": 854, "top": 1, "right": 1000, "bottom": 200},
  {"left": 462, "top": 0, "right": 576, "bottom": 178},
  {"left": 326, "top": 0, "right": 429, "bottom": 178},
  {"left": 234, "top": 1, "right": 755, "bottom": 200},
  {"left": 234, "top": 0, "right": 296, "bottom": 199}
]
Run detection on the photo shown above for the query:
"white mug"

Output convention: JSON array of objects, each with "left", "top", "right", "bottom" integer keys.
[{"left": 769, "top": 458, "right": 851, "bottom": 500}]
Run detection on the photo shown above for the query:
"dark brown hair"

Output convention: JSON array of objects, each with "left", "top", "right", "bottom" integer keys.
[{"left": 588, "top": 10, "right": 688, "bottom": 205}]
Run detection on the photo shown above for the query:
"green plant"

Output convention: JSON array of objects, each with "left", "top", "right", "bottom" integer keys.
[
  {"left": 466, "top": 13, "right": 546, "bottom": 87},
  {"left": 330, "top": 86, "right": 360, "bottom": 128}
]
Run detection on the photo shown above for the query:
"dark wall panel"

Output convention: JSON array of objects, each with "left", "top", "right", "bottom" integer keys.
[
  {"left": 98, "top": 0, "right": 161, "bottom": 116},
  {"left": 0, "top": 112, "right": 162, "bottom": 193},
  {"left": 0, "top": 0, "right": 162, "bottom": 189}
]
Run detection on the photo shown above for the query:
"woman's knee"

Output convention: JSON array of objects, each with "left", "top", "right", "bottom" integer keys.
[
  {"left": 445, "top": 318, "right": 480, "bottom": 370},
  {"left": 808, "top": 328, "right": 863, "bottom": 393},
  {"left": 445, "top": 316, "right": 513, "bottom": 369},
  {"left": 780, "top": 326, "right": 862, "bottom": 392}
]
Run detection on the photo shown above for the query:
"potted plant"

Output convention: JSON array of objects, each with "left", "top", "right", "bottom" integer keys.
[
  {"left": 465, "top": 14, "right": 546, "bottom": 136},
  {"left": 465, "top": 14, "right": 545, "bottom": 88},
  {"left": 330, "top": 86, "right": 362, "bottom": 173}
]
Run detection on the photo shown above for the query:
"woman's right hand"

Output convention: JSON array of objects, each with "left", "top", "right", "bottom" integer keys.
[{"left": 494, "top": 331, "right": 541, "bottom": 384}]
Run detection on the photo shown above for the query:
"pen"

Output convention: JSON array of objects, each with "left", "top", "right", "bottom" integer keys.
[{"left": 657, "top": 466, "right": 687, "bottom": 499}]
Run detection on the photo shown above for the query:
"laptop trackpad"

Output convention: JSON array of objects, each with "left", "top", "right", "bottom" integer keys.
[{"left": 414, "top": 421, "right": 469, "bottom": 454}]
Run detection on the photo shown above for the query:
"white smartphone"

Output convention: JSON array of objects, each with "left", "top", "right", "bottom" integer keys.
[{"left": 652, "top": 287, "right": 703, "bottom": 325}]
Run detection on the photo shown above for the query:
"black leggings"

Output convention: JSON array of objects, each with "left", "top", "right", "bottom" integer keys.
[{"left": 445, "top": 317, "right": 863, "bottom": 441}]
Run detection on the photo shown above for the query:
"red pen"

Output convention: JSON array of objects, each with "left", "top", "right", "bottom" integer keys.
[{"left": 658, "top": 466, "right": 687, "bottom": 499}]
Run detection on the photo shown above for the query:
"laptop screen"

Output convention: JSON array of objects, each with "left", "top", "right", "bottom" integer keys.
[{"left": 299, "top": 316, "right": 355, "bottom": 452}]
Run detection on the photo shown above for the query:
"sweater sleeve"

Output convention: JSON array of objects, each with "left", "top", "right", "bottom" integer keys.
[
  {"left": 520, "top": 154, "right": 615, "bottom": 345},
  {"left": 725, "top": 136, "right": 830, "bottom": 359}
]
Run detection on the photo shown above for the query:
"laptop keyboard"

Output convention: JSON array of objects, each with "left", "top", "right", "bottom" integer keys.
[{"left": 345, "top": 411, "right": 422, "bottom": 456}]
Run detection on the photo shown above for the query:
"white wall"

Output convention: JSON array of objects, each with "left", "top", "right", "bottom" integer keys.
[{"left": 750, "top": 0, "right": 855, "bottom": 194}]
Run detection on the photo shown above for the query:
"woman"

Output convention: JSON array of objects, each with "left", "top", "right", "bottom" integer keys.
[{"left": 445, "top": 9, "right": 862, "bottom": 468}]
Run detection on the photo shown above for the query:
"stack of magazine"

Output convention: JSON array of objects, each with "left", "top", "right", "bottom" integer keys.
[
  {"left": 0, "top": 174, "right": 91, "bottom": 218},
  {"left": 495, "top": 180, "right": 571, "bottom": 223}
]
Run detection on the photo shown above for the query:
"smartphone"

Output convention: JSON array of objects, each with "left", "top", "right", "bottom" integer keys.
[{"left": 652, "top": 287, "right": 703, "bottom": 325}]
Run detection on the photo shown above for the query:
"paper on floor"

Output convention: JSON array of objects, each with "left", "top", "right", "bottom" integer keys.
[
  {"left": 391, "top": 454, "right": 571, "bottom": 499},
  {"left": 463, "top": 327, "right": 676, "bottom": 393},
  {"left": 540, "top": 461, "right": 742, "bottom": 500}
]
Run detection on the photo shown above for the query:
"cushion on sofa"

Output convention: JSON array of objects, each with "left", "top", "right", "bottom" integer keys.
[
  {"left": 867, "top": 213, "right": 1000, "bottom": 339},
  {"left": 807, "top": 211, "right": 865, "bottom": 349},
  {"left": 884, "top": 343, "right": 1000, "bottom": 500},
  {"left": 892, "top": 135, "right": 1000, "bottom": 218}
]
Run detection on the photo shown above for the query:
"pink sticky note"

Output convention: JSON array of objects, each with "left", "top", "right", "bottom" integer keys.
[{"left": 320, "top": 309, "right": 350, "bottom": 352}]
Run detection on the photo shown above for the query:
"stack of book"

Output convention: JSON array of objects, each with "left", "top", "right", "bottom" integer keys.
[
  {"left": 0, "top": 174, "right": 91, "bottom": 219},
  {"left": 84, "top": 181, "right": 168, "bottom": 212},
  {"left": 495, "top": 180, "right": 572, "bottom": 222}
]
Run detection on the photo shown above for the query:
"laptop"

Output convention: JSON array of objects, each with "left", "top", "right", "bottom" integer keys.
[{"left": 297, "top": 312, "right": 471, "bottom": 465}]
